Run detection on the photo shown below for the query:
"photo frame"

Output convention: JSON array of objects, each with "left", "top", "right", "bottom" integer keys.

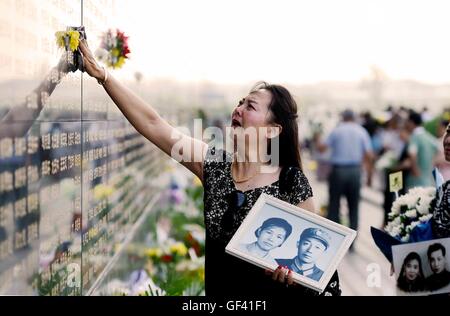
[
  {"left": 225, "top": 193, "right": 357, "bottom": 293},
  {"left": 392, "top": 237, "right": 450, "bottom": 296}
]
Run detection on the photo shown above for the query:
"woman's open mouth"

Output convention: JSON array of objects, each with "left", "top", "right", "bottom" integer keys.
[
  {"left": 232, "top": 119, "right": 241, "bottom": 127},
  {"left": 444, "top": 147, "right": 450, "bottom": 156}
]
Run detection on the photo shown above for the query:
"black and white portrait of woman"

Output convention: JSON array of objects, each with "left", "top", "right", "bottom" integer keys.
[{"left": 238, "top": 217, "right": 292, "bottom": 265}]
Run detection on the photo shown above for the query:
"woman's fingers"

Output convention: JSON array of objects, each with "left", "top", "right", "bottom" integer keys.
[
  {"left": 269, "top": 266, "right": 296, "bottom": 287},
  {"left": 271, "top": 266, "right": 282, "bottom": 281},
  {"left": 286, "top": 269, "right": 295, "bottom": 286},
  {"left": 79, "top": 41, "right": 96, "bottom": 66},
  {"left": 277, "top": 268, "right": 286, "bottom": 283},
  {"left": 271, "top": 265, "right": 289, "bottom": 283},
  {"left": 78, "top": 40, "right": 102, "bottom": 79},
  {"left": 78, "top": 40, "right": 92, "bottom": 58}
]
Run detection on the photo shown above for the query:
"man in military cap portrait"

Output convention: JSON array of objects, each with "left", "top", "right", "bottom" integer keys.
[{"left": 276, "top": 227, "right": 331, "bottom": 281}]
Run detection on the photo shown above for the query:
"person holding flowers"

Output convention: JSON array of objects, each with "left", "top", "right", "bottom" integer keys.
[
  {"left": 432, "top": 122, "right": 450, "bottom": 239},
  {"left": 77, "top": 39, "right": 341, "bottom": 297},
  {"left": 375, "top": 122, "right": 450, "bottom": 285}
]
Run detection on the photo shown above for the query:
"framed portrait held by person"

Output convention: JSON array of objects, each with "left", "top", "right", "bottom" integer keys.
[
  {"left": 392, "top": 238, "right": 450, "bottom": 296},
  {"left": 225, "top": 194, "right": 357, "bottom": 293}
]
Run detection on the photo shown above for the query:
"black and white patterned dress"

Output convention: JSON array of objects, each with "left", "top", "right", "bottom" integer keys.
[
  {"left": 432, "top": 180, "right": 450, "bottom": 238},
  {"left": 202, "top": 146, "right": 341, "bottom": 296}
]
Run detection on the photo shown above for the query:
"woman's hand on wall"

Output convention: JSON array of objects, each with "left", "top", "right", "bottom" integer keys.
[{"left": 78, "top": 40, "right": 105, "bottom": 81}]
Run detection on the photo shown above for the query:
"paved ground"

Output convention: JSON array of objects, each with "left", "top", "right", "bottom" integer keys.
[{"left": 304, "top": 164, "right": 397, "bottom": 296}]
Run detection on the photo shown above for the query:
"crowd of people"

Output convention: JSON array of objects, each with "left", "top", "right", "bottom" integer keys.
[{"left": 308, "top": 106, "right": 450, "bottom": 228}]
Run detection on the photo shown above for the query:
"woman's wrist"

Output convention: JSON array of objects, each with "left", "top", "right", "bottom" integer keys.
[{"left": 95, "top": 66, "right": 108, "bottom": 85}]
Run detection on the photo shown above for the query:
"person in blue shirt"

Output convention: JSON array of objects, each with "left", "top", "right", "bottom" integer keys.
[{"left": 315, "top": 109, "right": 374, "bottom": 233}]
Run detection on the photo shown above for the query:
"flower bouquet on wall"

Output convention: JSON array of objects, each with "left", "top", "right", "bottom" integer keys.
[
  {"left": 371, "top": 187, "right": 437, "bottom": 262},
  {"left": 95, "top": 29, "right": 131, "bottom": 69},
  {"left": 55, "top": 26, "right": 86, "bottom": 72}
]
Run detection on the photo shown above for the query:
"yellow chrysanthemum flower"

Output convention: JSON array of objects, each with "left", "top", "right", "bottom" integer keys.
[
  {"left": 145, "top": 247, "right": 163, "bottom": 258},
  {"left": 169, "top": 242, "right": 188, "bottom": 257},
  {"left": 68, "top": 31, "right": 80, "bottom": 51},
  {"left": 55, "top": 31, "right": 80, "bottom": 51},
  {"left": 114, "top": 56, "right": 126, "bottom": 69},
  {"left": 55, "top": 31, "right": 66, "bottom": 48},
  {"left": 198, "top": 267, "right": 205, "bottom": 281},
  {"left": 112, "top": 48, "right": 120, "bottom": 57}
]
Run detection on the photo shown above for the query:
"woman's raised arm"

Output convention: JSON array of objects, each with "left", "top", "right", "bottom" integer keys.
[{"left": 78, "top": 40, "right": 208, "bottom": 181}]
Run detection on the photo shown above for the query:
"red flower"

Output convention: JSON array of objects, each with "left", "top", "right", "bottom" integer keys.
[
  {"left": 185, "top": 233, "right": 202, "bottom": 256},
  {"left": 123, "top": 45, "right": 130, "bottom": 56},
  {"left": 161, "top": 254, "right": 173, "bottom": 263},
  {"left": 193, "top": 244, "right": 201, "bottom": 257},
  {"left": 185, "top": 233, "right": 194, "bottom": 244}
]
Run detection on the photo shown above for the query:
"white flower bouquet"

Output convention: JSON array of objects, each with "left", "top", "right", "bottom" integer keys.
[
  {"left": 371, "top": 187, "right": 437, "bottom": 262},
  {"left": 384, "top": 187, "right": 435, "bottom": 242}
]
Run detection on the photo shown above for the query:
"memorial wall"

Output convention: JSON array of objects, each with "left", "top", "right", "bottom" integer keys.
[{"left": 0, "top": 0, "right": 166, "bottom": 295}]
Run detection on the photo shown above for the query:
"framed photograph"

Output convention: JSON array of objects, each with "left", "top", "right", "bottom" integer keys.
[
  {"left": 392, "top": 237, "right": 450, "bottom": 296},
  {"left": 225, "top": 193, "right": 357, "bottom": 293}
]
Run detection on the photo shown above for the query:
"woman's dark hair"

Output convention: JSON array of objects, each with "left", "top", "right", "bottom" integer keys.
[
  {"left": 397, "top": 252, "right": 425, "bottom": 292},
  {"left": 255, "top": 217, "right": 292, "bottom": 241},
  {"left": 250, "top": 81, "right": 302, "bottom": 170}
]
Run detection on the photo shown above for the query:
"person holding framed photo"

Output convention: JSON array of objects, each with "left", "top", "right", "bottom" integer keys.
[{"left": 78, "top": 40, "right": 342, "bottom": 296}]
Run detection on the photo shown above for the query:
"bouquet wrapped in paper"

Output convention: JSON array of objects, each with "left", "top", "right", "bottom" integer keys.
[
  {"left": 371, "top": 187, "right": 436, "bottom": 262},
  {"left": 95, "top": 29, "right": 131, "bottom": 69},
  {"left": 55, "top": 26, "right": 86, "bottom": 72}
]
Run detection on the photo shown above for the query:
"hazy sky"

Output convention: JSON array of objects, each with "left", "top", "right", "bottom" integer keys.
[{"left": 115, "top": 0, "right": 450, "bottom": 84}]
